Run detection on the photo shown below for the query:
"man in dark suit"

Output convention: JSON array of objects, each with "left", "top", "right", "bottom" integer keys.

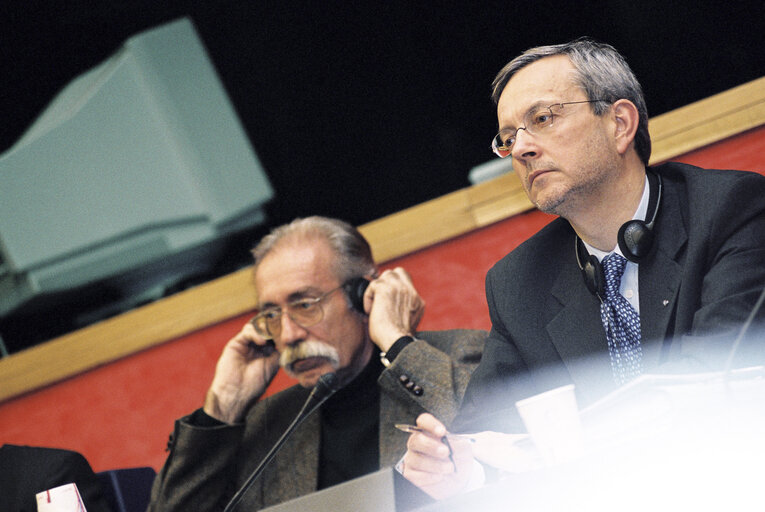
[
  {"left": 0, "top": 444, "right": 112, "bottom": 512},
  {"left": 401, "top": 38, "right": 765, "bottom": 498},
  {"left": 149, "top": 216, "right": 484, "bottom": 510}
]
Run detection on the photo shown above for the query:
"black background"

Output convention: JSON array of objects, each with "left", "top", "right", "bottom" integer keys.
[{"left": 1, "top": 1, "right": 764, "bottom": 349}]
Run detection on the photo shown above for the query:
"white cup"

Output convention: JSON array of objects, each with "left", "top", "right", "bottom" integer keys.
[{"left": 515, "top": 384, "right": 584, "bottom": 466}]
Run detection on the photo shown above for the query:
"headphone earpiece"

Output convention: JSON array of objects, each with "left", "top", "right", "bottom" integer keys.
[
  {"left": 617, "top": 220, "right": 655, "bottom": 263},
  {"left": 576, "top": 238, "right": 605, "bottom": 300},
  {"left": 617, "top": 172, "right": 662, "bottom": 263},
  {"left": 342, "top": 277, "right": 369, "bottom": 313},
  {"left": 583, "top": 254, "right": 605, "bottom": 299}
]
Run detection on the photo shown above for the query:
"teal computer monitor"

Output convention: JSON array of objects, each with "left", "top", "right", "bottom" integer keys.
[{"left": 0, "top": 18, "right": 273, "bottom": 322}]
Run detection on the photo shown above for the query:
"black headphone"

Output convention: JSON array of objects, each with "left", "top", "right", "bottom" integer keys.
[
  {"left": 342, "top": 277, "right": 369, "bottom": 313},
  {"left": 576, "top": 172, "right": 662, "bottom": 300}
]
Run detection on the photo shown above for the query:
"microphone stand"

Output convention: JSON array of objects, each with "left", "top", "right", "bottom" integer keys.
[{"left": 222, "top": 372, "right": 340, "bottom": 512}]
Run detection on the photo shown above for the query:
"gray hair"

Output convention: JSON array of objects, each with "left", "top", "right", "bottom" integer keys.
[
  {"left": 491, "top": 37, "right": 651, "bottom": 165},
  {"left": 251, "top": 216, "right": 376, "bottom": 284}
]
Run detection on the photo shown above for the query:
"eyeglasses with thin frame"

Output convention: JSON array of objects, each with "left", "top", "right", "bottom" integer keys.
[
  {"left": 251, "top": 284, "right": 344, "bottom": 339},
  {"left": 491, "top": 100, "right": 608, "bottom": 158}
]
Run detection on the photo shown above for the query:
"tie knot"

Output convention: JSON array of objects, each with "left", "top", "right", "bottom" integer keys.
[{"left": 603, "top": 253, "right": 628, "bottom": 294}]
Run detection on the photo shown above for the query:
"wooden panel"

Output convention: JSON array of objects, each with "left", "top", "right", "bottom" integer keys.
[
  {"left": 2, "top": 75, "right": 764, "bottom": 403},
  {"left": 649, "top": 76, "right": 765, "bottom": 164},
  {"left": 360, "top": 189, "right": 476, "bottom": 263},
  {"left": 360, "top": 172, "right": 533, "bottom": 263},
  {"left": 0, "top": 268, "right": 259, "bottom": 402},
  {"left": 467, "top": 171, "right": 535, "bottom": 226}
]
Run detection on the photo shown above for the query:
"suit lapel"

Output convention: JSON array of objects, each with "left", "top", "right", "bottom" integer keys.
[
  {"left": 545, "top": 198, "right": 686, "bottom": 401},
  {"left": 548, "top": 247, "right": 614, "bottom": 396},
  {"left": 638, "top": 176, "right": 687, "bottom": 368},
  {"left": 546, "top": 173, "right": 687, "bottom": 374}
]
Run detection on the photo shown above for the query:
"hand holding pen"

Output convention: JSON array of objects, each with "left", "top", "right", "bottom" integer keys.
[
  {"left": 395, "top": 423, "right": 474, "bottom": 471},
  {"left": 398, "top": 413, "right": 475, "bottom": 500}
]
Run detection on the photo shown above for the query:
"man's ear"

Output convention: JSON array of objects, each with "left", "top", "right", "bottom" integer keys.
[{"left": 610, "top": 99, "right": 640, "bottom": 155}]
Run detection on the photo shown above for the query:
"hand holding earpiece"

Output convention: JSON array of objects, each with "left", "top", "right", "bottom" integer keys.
[
  {"left": 203, "top": 321, "right": 281, "bottom": 424},
  {"left": 364, "top": 267, "right": 425, "bottom": 352}
]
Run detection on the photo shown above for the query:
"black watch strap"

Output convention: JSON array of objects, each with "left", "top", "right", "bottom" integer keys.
[{"left": 380, "top": 335, "right": 415, "bottom": 367}]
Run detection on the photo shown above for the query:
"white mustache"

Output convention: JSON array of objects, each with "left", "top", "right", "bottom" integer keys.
[{"left": 280, "top": 340, "right": 341, "bottom": 376}]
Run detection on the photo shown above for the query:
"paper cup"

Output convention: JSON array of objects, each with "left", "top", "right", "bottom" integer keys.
[{"left": 515, "top": 384, "right": 584, "bottom": 466}]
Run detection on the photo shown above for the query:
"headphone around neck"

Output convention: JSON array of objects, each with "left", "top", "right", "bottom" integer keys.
[{"left": 575, "top": 171, "right": 662, "bottom": 300}]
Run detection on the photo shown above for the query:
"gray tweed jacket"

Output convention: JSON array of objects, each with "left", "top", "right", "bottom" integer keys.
[{"left": 149, "top": 329, "right": 485, "bottom": 511}]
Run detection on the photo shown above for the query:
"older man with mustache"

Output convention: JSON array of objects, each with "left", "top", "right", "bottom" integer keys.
[{"left": 149, "top": 216, "right": 485, "bottom": 511}]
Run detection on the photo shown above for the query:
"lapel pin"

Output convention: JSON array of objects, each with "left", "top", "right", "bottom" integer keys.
[{"left": 662, "top": 299, "right": 669, "bottom": 306}]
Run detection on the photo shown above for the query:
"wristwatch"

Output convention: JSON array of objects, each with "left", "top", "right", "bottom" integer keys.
[{"left": 379, "top": 335, "right": 415, "bottom": 367}]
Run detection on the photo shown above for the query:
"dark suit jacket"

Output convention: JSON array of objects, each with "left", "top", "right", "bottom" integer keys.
[
  {"left": 149, "top": 329, "right": 485, "bottom": 511},
  {"left": 0, "top": 444, "right": 112, "bottom": 512},
  {"left": 457, "top": 163, "right": 765, "bottom": 432}
]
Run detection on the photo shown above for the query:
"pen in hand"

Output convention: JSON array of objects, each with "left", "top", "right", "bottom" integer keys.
[
  {"left": 395, "top": 423, "right": 474, "bottom": 472},
  {"left": 394, "top": 423, "right": 474, "bottom": 441}
]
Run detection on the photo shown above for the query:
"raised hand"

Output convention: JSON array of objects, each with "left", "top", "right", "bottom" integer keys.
[
  {"left": 364, "top": 267, "right": 425, "bottom": 351},
  {"left": 203, "top": 320, "right": 281, "bottom": 424}
]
